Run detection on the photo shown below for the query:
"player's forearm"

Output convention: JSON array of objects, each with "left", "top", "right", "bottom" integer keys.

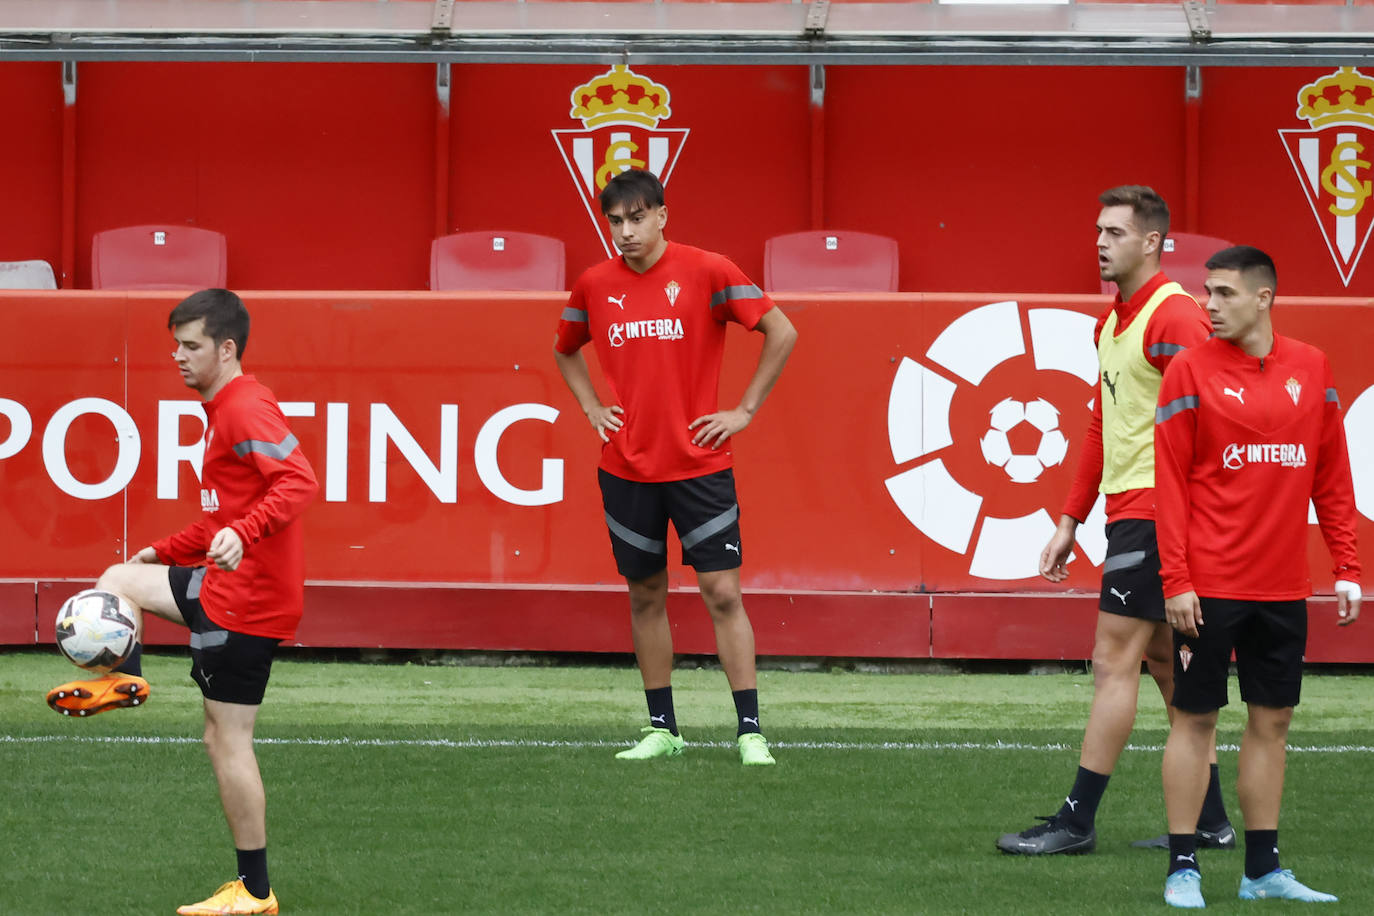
[
  {"left": 736, "top": 309, "right": 797, "bottom": 416},
  {"left": 552, "top": 348, "right": 606, "bottom": 415}
]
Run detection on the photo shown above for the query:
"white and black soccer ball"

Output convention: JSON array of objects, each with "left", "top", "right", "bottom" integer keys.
[{"left": 55, "top": 589, "right": 137, "bottom": 672}]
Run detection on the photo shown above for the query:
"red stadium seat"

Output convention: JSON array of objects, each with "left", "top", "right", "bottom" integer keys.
[
  {"left": 1100, "top": 231, "right": 1232, "bottom": 302},
  {"left": 430, "top": 231, "right": 566, "bottom": 291},
  {"left": 91, "top": 225, "right": 227, "bottom": 290},
  {"left": 0, "top": 259, "right": 57, "bottom": 290},
  {"left": 764, "top": 230, "right": 899, "bottom": 292}
]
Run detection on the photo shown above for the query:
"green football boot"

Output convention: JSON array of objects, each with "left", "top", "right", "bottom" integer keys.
[
  {"left": 615, "top": 726, "right": 685, "bottom": 760},
  {"left": 738, "top": 732, "right": 776, "bottom": 766}
]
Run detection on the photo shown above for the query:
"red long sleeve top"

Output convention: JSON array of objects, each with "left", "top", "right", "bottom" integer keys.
[
  {"left": 1062, "top": 272, "right": 1211, "bottom": 524},
  {"left": 152, "top": 375, "right": 319, "bottom": 639},
  {"left": 1154, "top": 333, "right": 1361, "bottom": 600}
]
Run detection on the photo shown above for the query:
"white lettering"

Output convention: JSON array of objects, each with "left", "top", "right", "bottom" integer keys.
[
  {"left": 42, "top": 398, "right": 140, "bottom": 500},
  {"left": 369, "top": 403, "right": 458, "bottom": 504},
  {"left": 0, "top": 398, "right": 33, "bottom": 460},
  {"left": 326, "top": 402, "right": 349, "bottom": 503},
  {"left": 157, "top": 401, "right": 206, "bottom": 499},
  {"left": 474, "top": 404, "right": 564, "bottom": 507}
]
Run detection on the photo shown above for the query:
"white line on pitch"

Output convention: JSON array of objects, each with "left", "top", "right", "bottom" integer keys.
[{"left": 4, "top": 734, "right": 1374, "bottom": 753}]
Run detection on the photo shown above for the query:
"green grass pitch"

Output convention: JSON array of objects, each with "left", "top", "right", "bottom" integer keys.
[{"left": 2, "top": 651, "right": 1371, "bottom": 914}]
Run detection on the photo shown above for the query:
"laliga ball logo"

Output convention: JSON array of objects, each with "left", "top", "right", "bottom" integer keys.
[
  {"left": 885, "top": 300, "right": 1106, "bottom": 581},
  {"left": 979, "top": 397, "right": 1069, "bottom": 483}
]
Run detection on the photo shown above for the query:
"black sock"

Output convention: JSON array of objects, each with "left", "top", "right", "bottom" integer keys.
[
  {"left": 1244, "top": 829, "right": 1280, "bottom": 880},
  {"left": 732, "top": 688, "right": 760, "bottom": 736},
  {"left": 1199, "top": 763, "right": 1229, "bottom": 829},
  {"left": 236, "top": 847, "right": 270, "bottom": 899},
  {"left": 1057, "top": 766, "right": 1109, "bottom": 832},
  {"left": 644, "top": 686, "right": 677, "bottom": 736},
  {"left": 114, "top": 642, "right": 142, "bottom": 678},
  {"left": 1168, "top": 833, "right": 1200, "bottom": 876}
]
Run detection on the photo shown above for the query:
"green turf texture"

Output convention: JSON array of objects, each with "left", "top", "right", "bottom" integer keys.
[{"left": 3, "top": 651, "right": 1370, "bottom": 914}]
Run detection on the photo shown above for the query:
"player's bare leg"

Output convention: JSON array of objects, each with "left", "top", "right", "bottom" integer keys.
[
  {"left": 47, "top": 563, "right": 183, "bottom": 716},
  {"left": 1144, "top": 620, "right": 1175, "bottom": 708},
  {"left": 1080, "top": 612, "right": 1158, "bottom": 773},
  {"left": 1237, "top": 704, "right": 1292, "bottom": 831},
  {"left": 616, "top": 570, "right": 684, "bottom": 760},
  {"left": 203, "top": 699, "right": 268, "bottom": 849},
  {"left": 1000, "top": 613, "right": 1156, "bottom": 855},
  {"left": 697, "top": 567, "right": 773, "bottom": 765},
  {"left": 1163, "top": 708, "right": 1217, "bottom": 835},
  {"left": 696, "top": 567, "right": 756, "bottom": 691},
  {"left": 626, "top": 569, "right": 672, "bottom": 689}
]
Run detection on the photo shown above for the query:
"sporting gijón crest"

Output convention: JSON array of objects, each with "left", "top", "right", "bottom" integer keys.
[
  {"left": 1279, "top": 67, "right": 1374, "bottom": 286},
  {"left": 552, "top": 65, "right": 689, "bottom": 258}
]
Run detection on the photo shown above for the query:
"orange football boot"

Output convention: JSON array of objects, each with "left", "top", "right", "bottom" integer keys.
[
  {"left": 177, "top": 880, "right": 279, "bottom": 915},
  {"left": 46, "top": 673, "right": 150, "bottom": 717}
]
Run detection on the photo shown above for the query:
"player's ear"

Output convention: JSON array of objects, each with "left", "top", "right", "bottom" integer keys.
[
  {"left": 1143, "top": 230, "right": 1161, "bottom": 258},
  {"left": 657, "top": 205, "right": 668, "bottom": 230}
]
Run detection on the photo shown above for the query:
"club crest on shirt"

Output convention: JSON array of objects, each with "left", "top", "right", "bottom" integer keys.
[
  {"left": 665, "top": 280, "right": 680, "bottom": 307},
  {"left": 1285, "top": 376, "right": 1303, "bottom": 405}
]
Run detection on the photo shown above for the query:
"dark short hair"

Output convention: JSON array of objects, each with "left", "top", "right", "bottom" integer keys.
[
  {"left": 167, "top": 288, "right": 250, "bottom": 360},
  {"left": 1205, "top": 245, "right": 1278, "bottom": 295},
  {"left": 599, "top": 169, "right": 664, "bottom": 215},
  {"left": 1098, "top": 185, "right": 1170, "bottom": 241}
]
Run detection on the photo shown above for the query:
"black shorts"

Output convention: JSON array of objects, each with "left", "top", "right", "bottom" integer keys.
[
  {"left": 1098, "top": 519, "right": 1166, "bottom": 621},
  {"left": 1171, "top": 597, "right": 1307, "bottom": 713},
  {"left": 598, "top": 468, "right": 743, "bottom": 580},
  {"left": 168, "top": 566, "right": 279, "bottom": 706}
]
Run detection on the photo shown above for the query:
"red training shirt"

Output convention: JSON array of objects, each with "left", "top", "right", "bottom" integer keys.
[
  {"left": 1154, "top": 333, "right": 1361, "bottom": 600},
  {"left": 153, "top": 374, "right": 319, "bottom": 639},
  {"left": 1062, "top": 272, "right": 1211, "bottom": 524},
  {"left": 554, "top": 241, "right": 775, "bottom": 482}
]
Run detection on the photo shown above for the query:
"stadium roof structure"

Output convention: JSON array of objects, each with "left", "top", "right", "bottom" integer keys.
[{"left": 0, "top": 0, "right": 1372, "bottom": 66}]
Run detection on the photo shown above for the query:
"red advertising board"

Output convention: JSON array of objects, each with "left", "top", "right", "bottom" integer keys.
[{"left": 3, "top": 290, "right": 1372, "bottom": 658}]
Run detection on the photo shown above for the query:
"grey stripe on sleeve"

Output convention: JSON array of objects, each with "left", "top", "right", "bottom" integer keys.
[
  {"left": 709, "top": 284, "right": 764, "bottom": 309},
  {"left": 1155, "top": 395, "right": 1199, "bottom": 424},
  {"left": 1148, "top": 342, "right": 1186, "bottom": 358},
  {"left": 233, "top": 433, "right": 299, "bottom": 460},
  {"left": 561, "top": 307, "right": 588, "bottom": 323},
  {"left": 1327, "top": 388, "right": 1342, "bottom": 408}
]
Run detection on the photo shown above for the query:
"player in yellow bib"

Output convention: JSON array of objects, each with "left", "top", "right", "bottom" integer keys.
[{"left": 998, "top": 186, "right": 1230, "bottom": 856}]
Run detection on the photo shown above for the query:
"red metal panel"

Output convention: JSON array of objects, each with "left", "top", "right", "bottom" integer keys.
[
  {"left": 0, "top": 63, "right": 63, "bottom": 273},
  {"left": 2, "top": 291, "right": 1370, "bottom": 658},
  {"left": 2, "top": 293, "right": 128, "bottom": 577},
  {"left": 932, "top": 593, "right": 1099, "bottom": 659},
  {"left": 1305, "top": 596, "right": 1374, "bottom": 662},
  {"left": 0, "top": 582, "right": 36, "bottom": 644},
  {"left": 74, "top": 62, "right": 436, "bottom": 290}
]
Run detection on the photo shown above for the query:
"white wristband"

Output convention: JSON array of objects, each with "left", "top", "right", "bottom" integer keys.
[{"left": 1335, "top": 579, "right": 1362, "bottom": 603}]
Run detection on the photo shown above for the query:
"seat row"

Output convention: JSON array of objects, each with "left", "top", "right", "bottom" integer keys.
[{"left": 0, "top": 225, "right": 1228, "bottom": 297}]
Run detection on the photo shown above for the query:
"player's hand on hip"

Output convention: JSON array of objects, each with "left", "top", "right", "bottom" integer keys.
[
  {"left": 1335, "top": 579, "right": 1362, "bottom": 626},
  {"left": 128, "top": 546, "right": 159, "bottom": 564},
  {"left": 689, "top": 407, "right": 750, "bottom": 450},
  {"left": 586, "top": 405, "right": 624, "bottom": 443},
  {"left": 1165, "top": 590, "right": 1203, "bottom": 638},
  {"left": 1038, "top": 518, "right": 1077, "bottom": 582},
  {"left": 207, "top": 526, "right": 244, "bottom": 572}
]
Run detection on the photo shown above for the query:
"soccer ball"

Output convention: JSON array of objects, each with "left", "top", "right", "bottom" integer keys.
[
  {"left": 55, "top": 589, "right": 137, "bottom": 672},
  {"left": 979, "top": 397, "right": 1070, "bottom": 483}
]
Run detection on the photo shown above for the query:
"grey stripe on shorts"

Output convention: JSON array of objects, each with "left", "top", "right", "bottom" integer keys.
[
  {"left": 605, "top": 512, "right": 667, "bottom": 555},
  {"left": 679, "top": 504, "right": 740, "bottom": 551},
  {"left": 189, "top": 630, "right": 229, "bottom": 650},
  {"left": 1103, "top": 549, "right": 1148, "bottom": 574},
  {"left": 186, "top": 566, "right": 207, "bottom": 600}
]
